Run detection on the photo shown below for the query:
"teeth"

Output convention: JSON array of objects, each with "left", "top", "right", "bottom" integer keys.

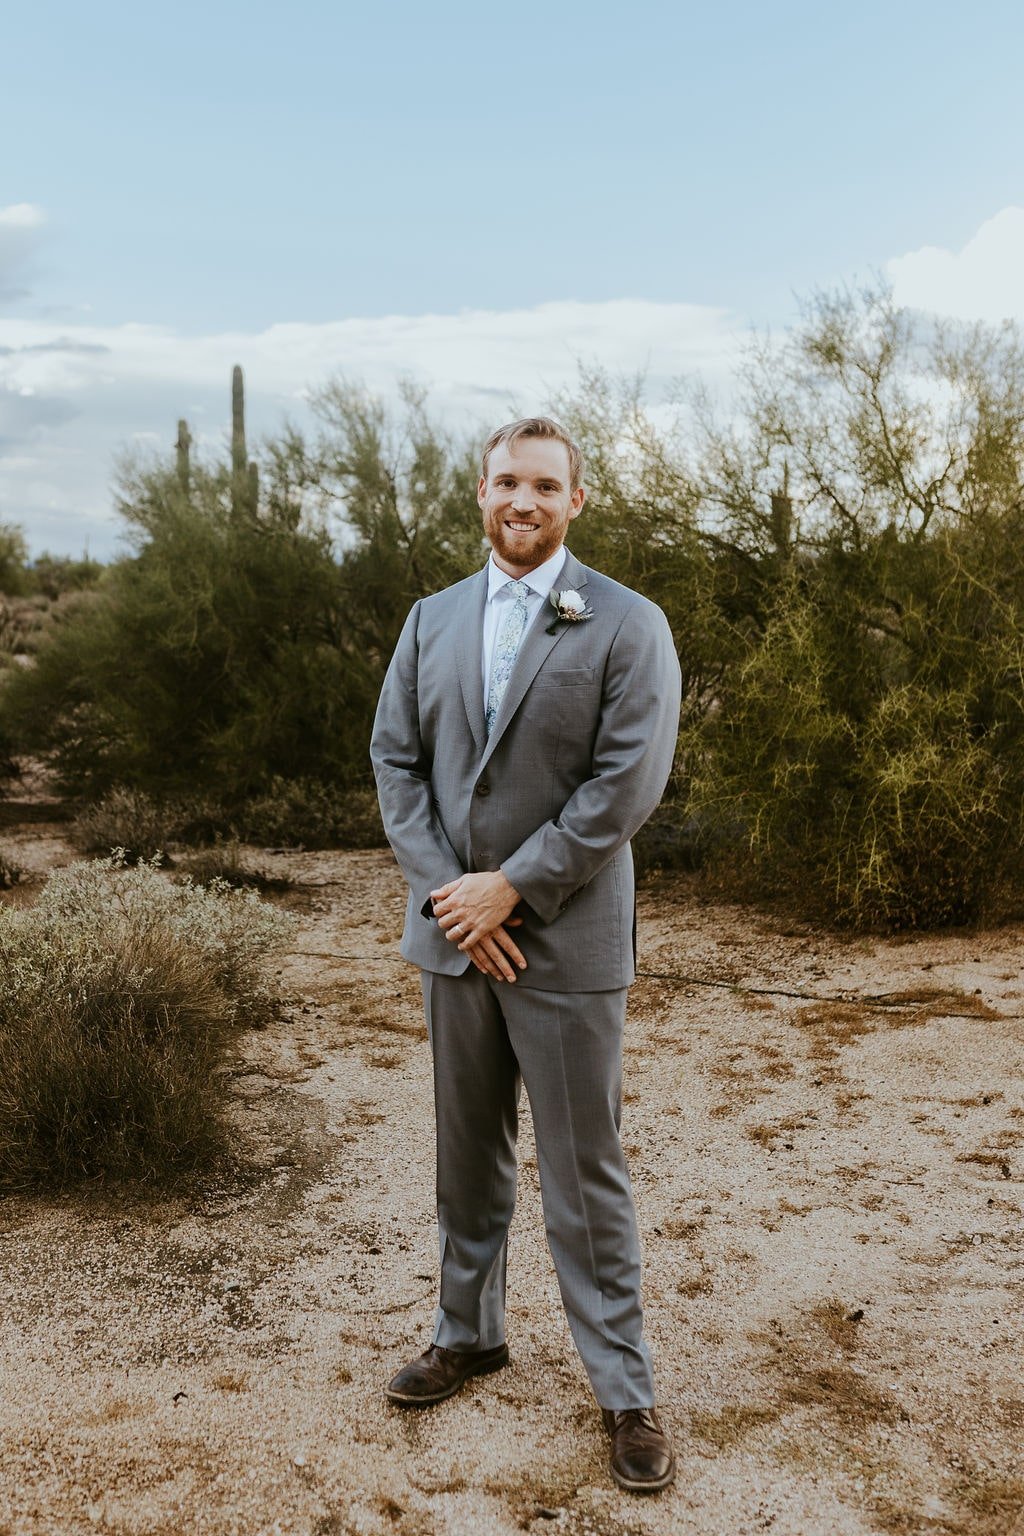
[{"left": 508, "top": 522, "right": 537, "bottom": 531}]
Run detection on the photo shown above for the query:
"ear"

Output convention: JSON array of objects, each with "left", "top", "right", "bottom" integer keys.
[
  {"left": 568, "top": 486, "right": 586, "bottom": 519},
  {"left": 477, "top": 474, "right": 487, "bottom": 509}
]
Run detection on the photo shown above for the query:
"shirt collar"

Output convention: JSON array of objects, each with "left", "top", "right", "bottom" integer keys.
[{"left": 486, "top": 544, "right": 568, "bottom": 603}]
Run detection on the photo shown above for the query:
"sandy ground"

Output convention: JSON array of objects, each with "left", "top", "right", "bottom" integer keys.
[{"left": 0, "top": 789, "right": 1022, "bottom": 1536}]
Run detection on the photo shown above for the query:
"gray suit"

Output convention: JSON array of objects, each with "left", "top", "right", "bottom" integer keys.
[{"left": 370, "top": 547, "right": 681, "bottom": 1408}]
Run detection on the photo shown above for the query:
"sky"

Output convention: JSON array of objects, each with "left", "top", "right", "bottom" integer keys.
[{"left": 2, "top": 0, "right": 1024, "bottom": 557}]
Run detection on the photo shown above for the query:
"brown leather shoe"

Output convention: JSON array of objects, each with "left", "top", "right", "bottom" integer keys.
[
  {"left": 384, "top": 1343, "right": 509, "bottom": 1406},
  {"left": 601, "top": 1407, "right": 676, "bottom": 1493}
]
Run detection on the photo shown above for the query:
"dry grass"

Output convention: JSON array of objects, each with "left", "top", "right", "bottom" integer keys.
[
  {"left": 317, "top": 986, "right": 424, "bottom": 1043},
  {"left": 870, "top": 986, "right": 1001, "bottom": 1022},
  {"left": 662, "top": 1217, "right": 704, "bottom": 1240},
  {"left": 176, "top": 841, "right": 290, "bottom": 895},
  {"left": 689, "top": 1401, "right": 781, "bottom": 1451},
  {"left": 0, "top": 857, "right": 293, "bottom": 1190},
  {"left": 90, "top": 1397, "right": 136, "bottom": 1424},
  {"left": 756, "top": 1040, "right": 796, "bottom": 1079},
  {"left": 956, "top": 1149, "right": 1013, "bottom": 1176},
  {"left": 810, "top": 1299, "right": 865, "bottom": 1353},
  {"left": 677, "top": 1270, "right": 715, "bottom": 1298},
  {"left": 947, "top": 1471, "right": 1024, "bottom": 1536},
  {"left": 744, "top": 1114, "right": 812, "bottom": 1150},
  {"left": 480, "top": 1464, "right": 584, "bottom": 1529},
  {"left": 739, "top": 992, "right": 776, "bottom": 1012},
  {"left": 777, "top": 1364, "right": 907, "bottom": 1424},
  {"left": 793, "top": 999, "right": 875, "bottom": 1054}
]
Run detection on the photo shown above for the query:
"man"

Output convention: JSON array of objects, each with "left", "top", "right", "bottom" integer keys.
[{"left": 370, "top": 417, "right": 682, "bottom": 1493}]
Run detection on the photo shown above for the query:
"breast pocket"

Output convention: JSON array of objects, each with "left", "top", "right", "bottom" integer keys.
[{"left": 531, "top": 665, "right": 597, "bottom": 689}]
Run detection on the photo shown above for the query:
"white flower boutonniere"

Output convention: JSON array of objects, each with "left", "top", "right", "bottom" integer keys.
[{"left": 546, "top": 587, "right": 594, "bottom": 634}]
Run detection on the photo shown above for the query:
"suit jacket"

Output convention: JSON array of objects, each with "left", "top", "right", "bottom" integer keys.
[{"left": 369, "top": 548, "right": 682, "bottom": 992}]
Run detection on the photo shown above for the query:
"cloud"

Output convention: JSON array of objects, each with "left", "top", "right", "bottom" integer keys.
[
  {"left": 0, "top": 386, "right": 81, "bottom": 451},
  {"left": 0, "top": 337, "right": 111, "bottom": 357},
  {"left": 0, "top": 203, "right": 47, "bottom": 306},
  {"left": 0, "top": 298, "right": 747, "bottom": 557},
  {"left": 886, "top": 206, "right": 1024, "bottom": 324}
]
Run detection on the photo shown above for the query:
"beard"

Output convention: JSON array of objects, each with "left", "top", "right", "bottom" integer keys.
[{"left": 483, "top": 509, "right": 570, "bottom": 571}]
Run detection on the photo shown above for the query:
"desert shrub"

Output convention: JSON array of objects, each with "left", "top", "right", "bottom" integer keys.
[
  {"left": 686, "top": 587, "right": 1024, "bottom": 926},
  {"left": 26, "top": 552, "right": 103, "bottom": 600},
  {"left": 235, "top": 777, "right": 385, "bottom": 848},
  {"left": 70, "top": 786, "right": 231, "bottom": 860},
  {"left": 835, "top": 684, "right": 1014, "bottom": 928},
  {"left": 0, "top": 599, "right": 28, "bottom": 660},
  {"left": 175, "top": 839, "right": 283, "bottom": 892},
  {"left": 0, "top": 469, "right": 354, "bottom": 797},
  {"left": 0, "top": 852, "right": 23, "bottom": 889},
  {"left": 685, "top": 289, "right": 1024, "bottom": 927},
  {"left": 72, "top": 779, "right": 386, "bottom": 857},
  {"left": 0, "top": 523, "right": 30, "bottom": 597},
  {"left": 0, "top": 856, "right": 296, "bottom": 1190},
  {"left": 0, "top": 592, "right": 81, "bottom": 668},
  {"left": 0, "top": 386, "right": 482, "bottom": 801},
  {"left": 553, "top": 368, "right": 742, "bottom": 729}
]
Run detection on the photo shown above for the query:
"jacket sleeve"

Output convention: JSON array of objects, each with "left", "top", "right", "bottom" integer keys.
[
  {"left": 370, "top": 601, "right": 465, "bottom": 916},
  {"left": 499, "top": 600, "right": 681, "bottom": 924}
]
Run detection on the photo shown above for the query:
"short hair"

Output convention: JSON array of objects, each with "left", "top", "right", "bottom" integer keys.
[{"left": 480, "top": 416, "right": 585, "bottom": 494}]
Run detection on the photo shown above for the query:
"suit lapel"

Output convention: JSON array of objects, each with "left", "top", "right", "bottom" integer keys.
[
  {"left": 455, "top": 566, "right": 488, "bottom": 755},
  {"left": 479, "top": 551, "right": 590, "bottom": 771}
]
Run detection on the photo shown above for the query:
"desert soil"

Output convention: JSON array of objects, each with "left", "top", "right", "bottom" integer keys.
[{"left": 0, "top": 782, "right": 1022, "bottom": 1536}]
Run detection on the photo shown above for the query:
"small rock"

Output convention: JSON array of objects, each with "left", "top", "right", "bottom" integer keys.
[
  {"left": 843, "top": 1307, "right": 865, "bottom": 1323},
  {"left": 292, "top": 1454, "right": 306, "bottom": 1468}
]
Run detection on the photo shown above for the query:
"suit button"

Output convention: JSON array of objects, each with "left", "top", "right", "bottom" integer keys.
[{"left": 475, "top": 781, "right": 491, "bottom": 797}]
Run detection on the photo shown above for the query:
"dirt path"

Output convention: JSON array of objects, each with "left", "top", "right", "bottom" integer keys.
[{"left": 1, "top": 811, "right": 1022, "bottom": 1536}]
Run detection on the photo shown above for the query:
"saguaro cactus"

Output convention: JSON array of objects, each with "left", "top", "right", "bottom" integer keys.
[
  {"left": 175, "top": 419, "right": 192, "bottom": 492},
  {"left": 230, "top": 365, "right": 260, "bottom": 517},
  {"left": 231, "top": 365, "right": 249, "bottom": 517},
  {"left": 770, "top": 461, "right": 794, "bottom": 556}
]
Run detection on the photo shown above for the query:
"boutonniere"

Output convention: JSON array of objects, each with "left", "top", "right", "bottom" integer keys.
[{"left": 546, "top": 588, "right": 593, "bottom": 634}]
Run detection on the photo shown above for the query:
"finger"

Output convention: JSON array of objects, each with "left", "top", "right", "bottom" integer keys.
[
  {"left": 466, "top": 942, "right": 502, "bottom": 980},
  {"left": 430, "top": 880, "right": 460, "bottom": 900},
  {"left": 491, "top": 926, "right": 527, "bottom": 970},
  {"left": 477, "top": 933, "right": 516, "bottom": 984}
]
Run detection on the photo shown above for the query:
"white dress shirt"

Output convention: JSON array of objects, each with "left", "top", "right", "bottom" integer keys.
[{"left": 481, "top": 544, "right": 568, "bottom": 712}]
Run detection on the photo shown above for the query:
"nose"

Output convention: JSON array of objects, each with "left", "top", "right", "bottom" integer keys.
[{"left": 511, "top": 487, "right": 537, "bottom": 512}]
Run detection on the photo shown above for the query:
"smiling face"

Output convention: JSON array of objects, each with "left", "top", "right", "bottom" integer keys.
[{"left": 477, "top": 437, "right": 586, "bottom": 577}]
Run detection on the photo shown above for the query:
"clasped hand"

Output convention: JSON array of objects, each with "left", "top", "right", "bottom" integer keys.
[{"left": 430, "top": 870, "right": 526, "bottom": 983}]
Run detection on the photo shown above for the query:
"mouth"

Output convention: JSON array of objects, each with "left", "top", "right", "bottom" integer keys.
[{"left": 504, "top": 520, "right": 539, "bottom": 533}]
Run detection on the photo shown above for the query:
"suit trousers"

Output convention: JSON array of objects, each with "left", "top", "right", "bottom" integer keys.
[{"left": 420, "top": 967, "right": 657, "bottom": 1411}]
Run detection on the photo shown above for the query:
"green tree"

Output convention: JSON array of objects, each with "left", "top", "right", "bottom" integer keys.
[
  {"left": 686, "top": 286, "right": 1024, "bottom": 925},
  {"left": 0, "top": 382, "right": 484, "bottom": 808}
]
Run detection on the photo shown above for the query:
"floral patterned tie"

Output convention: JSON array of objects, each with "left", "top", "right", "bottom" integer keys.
[{"left": 485, "top": 579, "right": 531, "bottom": 735}]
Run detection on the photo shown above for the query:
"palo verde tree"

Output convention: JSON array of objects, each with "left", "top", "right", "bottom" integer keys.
[{"left": 684, "top": 285, "right": 1024, "bottom": 926}]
